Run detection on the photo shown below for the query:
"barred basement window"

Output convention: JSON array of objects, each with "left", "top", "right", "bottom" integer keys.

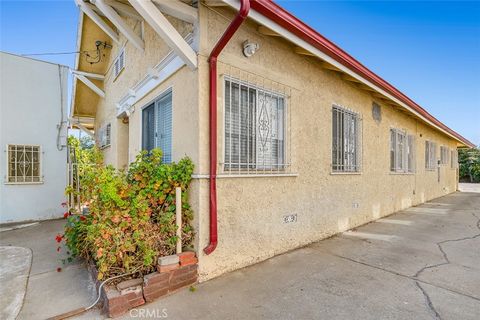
[
  {"left": 390, "top": 129, "right": 415, "bottom": 173},
  {"left": 451, "top": 149, "right": 458, "bottom": 169},
  {"left": 440, "top": 146, "right": 449, "bottom": 165},
  {"left": 425, "top": 140, "right": 437, "bottom": 170},
  {"left": 332, "top": 105, "right": 362, "bottom": 172},
  {"left": 6, "top": 145, "right": 42, "bottom": 183},
  {"left": 98, "top": 123, "right": 111, "bottom": 149},
  {"left": 224, "top": 77, "right": 287, "bottom": 172}
]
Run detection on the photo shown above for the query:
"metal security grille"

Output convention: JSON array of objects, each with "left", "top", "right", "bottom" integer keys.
[
  {"left": 223, "top": 75, "right": 290, "bottom": 173},
  {"left": 98, "top": 123, "right": 111, "bottom": 149},
  {"left": 440, "top": 146, "right": 449, "bottom": 165},
  {"left": 425, "top": 140, "right": 437, "bottom": 170},
  {"left": 451, "top": 149, "right": 458, "bottom": 169},
  {"left": 7, "top": 145, "right": 42, "bottom": 183},
  {"left": 332, "top": 105, "right": 362, "bottom": 172},
  {"left": 390, "top": 129, "right": 415, "bottom": 173}
]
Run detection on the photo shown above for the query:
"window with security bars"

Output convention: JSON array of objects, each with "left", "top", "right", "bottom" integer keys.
[
  {"left": 332, "top": 105, "right": 362, "bottom": 172},
  {"left": 224, "top": 78, "right": 286, "bottom": 172},
  {"left": 425, "top": 141, "right": 437, "bottom": 170},
  {"left": 390, "top": 129, "right": 415, "bottom": 173},
  {"left": 98, "top": 123, "right": 111, "bottom": 149},
  {"left": 440, "top": 146, "right": 449, "bottom": 165},
  {"left": 7, "top": 145, "right": 42, "bottom": 183},
  {"left": 451, "top": 149, "right": 458, "bottom": 169}
]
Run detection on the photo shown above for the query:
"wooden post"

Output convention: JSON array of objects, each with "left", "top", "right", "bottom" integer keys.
[{"left": 176, "top": 187, "right": 182, "bottom": 254}]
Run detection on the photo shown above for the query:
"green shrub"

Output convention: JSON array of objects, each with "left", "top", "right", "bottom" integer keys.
[
  {"left": 459, "top": 148, "right": 480, "bottom": 183},
  {"left": 63, "top": 138, "right": 194, "bottom": 280}
]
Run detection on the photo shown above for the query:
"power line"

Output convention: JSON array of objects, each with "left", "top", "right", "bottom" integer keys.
[{"left": 20, "top": 50, "right": 97, "bottom": 57}]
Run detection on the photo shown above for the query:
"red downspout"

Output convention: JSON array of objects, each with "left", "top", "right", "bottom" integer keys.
[{"left": 204, "top": 0, "right": 250, "bottom": 255}]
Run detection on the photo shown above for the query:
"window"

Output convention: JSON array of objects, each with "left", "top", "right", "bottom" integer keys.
[
  {"left": 425, "top": 141, "right": 437, "bottom": 170},
  {"left": 332, "top": 105, "right": 362, "bottom": 172},
  {"left": 6, "top": 145, "right": 42, "bottom": 183},
  {"left": 142, "top": 90, "right": 172, "bottom": 163},
  {"left": 451, "top": 149, "right": 458, "bottom": 169},
  {"left": 98, "top": 123, "right": 111, "bottom": 149},
  {"left": 390, "top": 129, "right": 415, "bottom": 173},
  {"left": 440, "top": 146, "right": 449, "bottom": 165},
  {"left": 113, "top": 48, "right": 125, "bottom": 79},
  {"left": 224, "top": 78, "right": 286, "bottom": 171}
]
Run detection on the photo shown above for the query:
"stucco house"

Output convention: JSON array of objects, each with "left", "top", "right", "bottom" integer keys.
[
  {"left": 70, "top": 0, "right": 474, "bottom": 281},
  {"left": 0, "top": 52, "right": 69, "bottom": 223}
]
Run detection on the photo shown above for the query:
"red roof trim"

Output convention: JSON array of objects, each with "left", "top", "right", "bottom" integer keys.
[{"left": 251, "top": 0, "right": 475, "bottom": 147}]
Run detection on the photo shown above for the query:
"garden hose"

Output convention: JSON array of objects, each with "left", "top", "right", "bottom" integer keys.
[{"left": 47, "top": 271, "right": 137, "bottom": 320}]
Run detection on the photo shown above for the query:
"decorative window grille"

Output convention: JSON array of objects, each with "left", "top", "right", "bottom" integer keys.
[
  {"left": 6, "top": 145, "right": 42, "bottom": 183},
  {"left": 390, "top": 129, "right": 415, "bottom": 173},
  {"left": 224, "top": 77, "right": 287, "bottom": 172},
  {"left": 451, "top": 149, "right": 458, "bottom": 169},
  {"left": 332, "top": 105, "right": 362, "bottom": 172},
  {"left": 113, "top": 48, "right": 125, "bottom": 79},
  {"left": 425, "top": 140, "right": 437, "bottom": 170},
  {"left": 98, "top": 123, "right": 111, "bottom": 149},
  {"left": 440, "top": 146, "right": 449, "bottom": 165}
]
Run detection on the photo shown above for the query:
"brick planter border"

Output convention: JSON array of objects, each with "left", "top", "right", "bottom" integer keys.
[{"left": 88, "top": 252, "right": 198, "bottom": 318}]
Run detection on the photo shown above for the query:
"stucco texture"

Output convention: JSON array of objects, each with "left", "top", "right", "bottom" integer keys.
[{"left": 83, "top": 4, "right": 460, "bottom": 282}]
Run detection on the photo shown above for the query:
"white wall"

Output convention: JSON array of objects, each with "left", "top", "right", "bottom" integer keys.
[{"left": 0, "top": 52, "right": 68, "bottom": 223}]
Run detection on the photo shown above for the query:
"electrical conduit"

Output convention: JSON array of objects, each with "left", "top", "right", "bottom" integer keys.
[{"left": 204, "top": 0, "right": 250, "bottom": 255}]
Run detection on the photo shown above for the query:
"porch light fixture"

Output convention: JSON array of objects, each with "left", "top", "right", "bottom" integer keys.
[{"left": 242, "top": 40, "right": 259, "bottom": 57}]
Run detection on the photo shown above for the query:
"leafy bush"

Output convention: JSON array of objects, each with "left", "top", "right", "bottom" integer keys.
[
  {"left": 63, "top": 137, "right": 194, "bottom": 280},
  {"left": 459, "top": 148, "right": 480, "bottom": 183}
]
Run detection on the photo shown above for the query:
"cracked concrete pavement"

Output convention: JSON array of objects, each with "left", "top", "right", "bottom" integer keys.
[
  {"left": 1, "top": 184, "right": 478, "bottom": 319},
  {"left": 74, "top": 184, "right": 480, "bottom": 320}
]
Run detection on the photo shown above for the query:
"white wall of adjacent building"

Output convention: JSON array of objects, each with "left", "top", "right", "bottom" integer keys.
[{"left": 0, "top": 52, "right": 69, "bottom": 223}]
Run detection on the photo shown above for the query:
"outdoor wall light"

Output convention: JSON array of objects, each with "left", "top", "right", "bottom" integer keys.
[{"left": 243, "top": 40, "right": 259, "bottom": 57}]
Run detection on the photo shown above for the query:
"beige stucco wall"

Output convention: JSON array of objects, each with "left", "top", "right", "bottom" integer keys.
[
  {"left": 94, "top": 15, "right": 196, "bottom": 169},
  {"left": 89, "top": 4, "right": 460, "bottom": 283},
  {"left": 194, "top": 5, "right": 459, "bottom": 281}
]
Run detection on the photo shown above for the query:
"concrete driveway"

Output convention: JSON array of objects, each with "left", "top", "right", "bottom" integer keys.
[{"left": 1, "top": 184, "right": 479, "bottom": 320}]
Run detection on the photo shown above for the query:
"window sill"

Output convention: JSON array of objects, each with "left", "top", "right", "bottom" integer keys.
[
  {"left": 192, "top": 173, "right": 299, "bottom": 179},
  {"left": 389, "top": 172, "right": 415, "bottom": 175},
  {"left": 330, "top": 171, "right": 362, "bottom": 175},
  {"left": 4, "top": 181, "right": 44, "bottom": 185}
]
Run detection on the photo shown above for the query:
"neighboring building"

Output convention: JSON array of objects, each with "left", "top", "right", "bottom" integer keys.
[
  {"left": 71, "top": 0, "right": 474, "bottom": 281},
  {"left": 0, "top": 52, "right": 69, "bottom": 223}
]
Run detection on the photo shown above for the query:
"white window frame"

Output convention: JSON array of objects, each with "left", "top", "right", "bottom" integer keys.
[
  {"left": 425, "top": 140, "right": 437, "bottom": 170},
  {"left": 223, "top": 76, "right": 288, "bottom": 173},
  {"left": 113, "top": 47, "right": 125, "bottom": 80},
  {"left": 440, "top": 146, "right": 449, "bottom": 165},
  {"left": 332, "top": 105, "right": 362, "bottom": 173},
  {"left": 98, "top": 123, "right": 111, "bottom": 149},
  {"left": 390, "top": 128, "right": 415, "bottom": 173},
  {"left": 5, "top": 144, "right": 43, "bottom": 184}
]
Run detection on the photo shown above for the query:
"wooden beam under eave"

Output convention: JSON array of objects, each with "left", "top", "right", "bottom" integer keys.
[
  {"left": 294, "top": 46, "right": 315, "bottom": 56},
  {"left": 319, "top": 61, "right": 341, "bottom": 72},
  {"left": 75, "top": 74, "right": 105, "bottom": 98},
  {"left": 204, "top": 0, "right": 228, "bottom": 6},
  {"left": 75, "top": 0, "right": 120, "bottom": 44},
  {"left": 258, "top": 25, "right": 280, "bottom": 37},
  {"left": 341, "top": 74, "right": 361, "bottom": 83},
  {"left": 94, "top": 0, "right": 145, "bottom": 52},
  {"left": 152, "top": 0, "right": 198, "bottom": 24},
  {"left": 128, "top": 0, "right": 197, "bottom": 69}
]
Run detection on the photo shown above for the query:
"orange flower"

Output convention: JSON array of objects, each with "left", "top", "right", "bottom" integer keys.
[{"left": 97, "top": 248, "right": 103, "bottom": 258}]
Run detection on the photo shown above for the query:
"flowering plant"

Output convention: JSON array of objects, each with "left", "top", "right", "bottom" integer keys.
[{"left": 61, "top": 137, "right": 194, "bottom": 280}]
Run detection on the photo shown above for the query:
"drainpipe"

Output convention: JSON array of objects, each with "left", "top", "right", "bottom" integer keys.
[{"left": 204, "top": 0, "right": 250, "bottom": 255}]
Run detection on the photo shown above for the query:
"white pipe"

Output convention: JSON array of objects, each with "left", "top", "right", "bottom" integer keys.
[{"left": 176, "top": 187, "right": 182, "bottom": 254}]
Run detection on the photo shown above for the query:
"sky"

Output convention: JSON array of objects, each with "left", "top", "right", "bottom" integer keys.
[{"left": 1, "top": 0, "right": 479, "bottom": 145}]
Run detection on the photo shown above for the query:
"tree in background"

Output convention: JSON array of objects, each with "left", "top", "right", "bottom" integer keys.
[
  {"left": 459, "top": 148, "right": 480, "bottom": 183},
  {"left": 79, "top": 135, "right": 94, "bottom": 149}
]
